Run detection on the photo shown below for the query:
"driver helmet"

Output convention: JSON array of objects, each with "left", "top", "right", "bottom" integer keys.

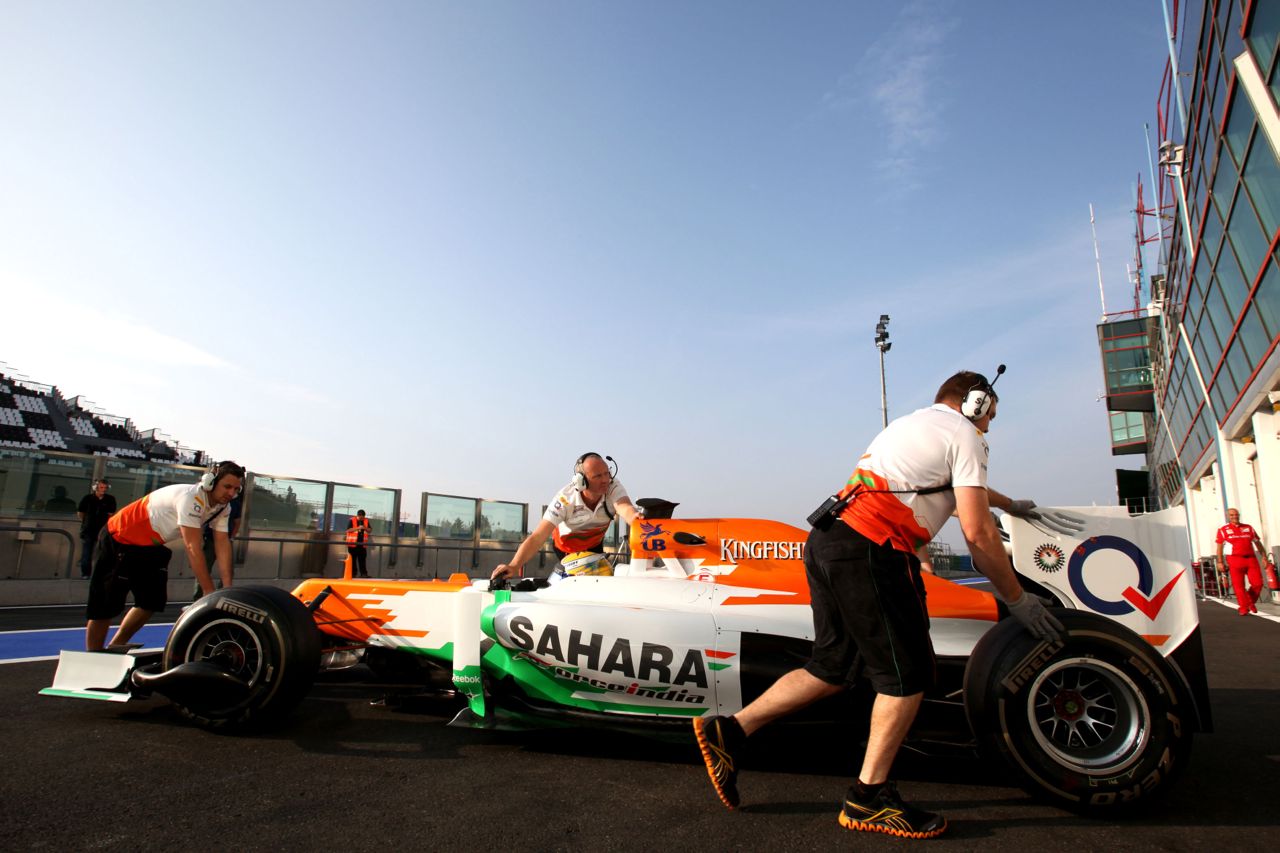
[{"left": 560, "top": 551, "right": 612, "bottom": 577}]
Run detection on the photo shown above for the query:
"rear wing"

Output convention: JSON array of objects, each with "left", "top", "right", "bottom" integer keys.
[{"left": 1004, "top": 505, "right": 1211, "bottom": 731}]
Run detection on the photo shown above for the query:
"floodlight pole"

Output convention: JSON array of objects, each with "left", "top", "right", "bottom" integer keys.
[{"left": 875, "top": 315, "right": 891, "bottom": 428}]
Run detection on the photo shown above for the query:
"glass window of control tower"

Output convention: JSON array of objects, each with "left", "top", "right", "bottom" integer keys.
[
  {"left": 1254, "top": 261, "right": 1280, "bottom": 335},
  {"left": 1228, "top": 197, "right": 1270, "bottom": 276},
  {"left": 1249, "top": 1, "right": 1280, "bottom": 74},
  {"left": 332, "top": 484, "right": 396, "bottom": 536},
  {"left": 1225, "top": 93, "right": 1254, "bottom": 164},
  {"left": 1242, "top": 127, "right": 1280, "bottom": 234},
  {"left": 1237, "top": 305, "right": 1270, "bottom": 361}
]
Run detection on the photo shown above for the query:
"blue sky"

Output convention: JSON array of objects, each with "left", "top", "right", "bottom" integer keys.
[{"left": 1, "top": 1, "right": 1171, "bottom": 545}]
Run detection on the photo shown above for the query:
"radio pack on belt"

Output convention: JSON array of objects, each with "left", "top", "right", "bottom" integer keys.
[{"left": 807, "top": 482, "right": 953, "bottom": 532}]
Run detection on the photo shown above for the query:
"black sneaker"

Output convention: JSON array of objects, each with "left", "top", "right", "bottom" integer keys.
[
  {"left": 693, "top": 715, "right": 743, "bottom": 810},
  {"left": 839, "top": 781, "right": 947, "bottom": 839}
]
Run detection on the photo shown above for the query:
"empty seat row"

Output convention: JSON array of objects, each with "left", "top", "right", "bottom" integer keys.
[
  {"left": 12, "top": 394, "right": 50, "bottom": 415},
  {"left": 70, "top": 417, "right": 99, "bottom": 437},
  {"left": 28, "top": 428, "right": 67, "bottom": 449}
]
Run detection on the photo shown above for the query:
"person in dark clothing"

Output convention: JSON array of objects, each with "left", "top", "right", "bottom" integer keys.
[
  {"left": 76, "top": 479, "right": 117, "bottom": 578},
  {"left": 346, "top": 509, "right": 372, "bottom": 578},
  {"left": 46, "top": 486, "right": 78, "bottom": 513}
]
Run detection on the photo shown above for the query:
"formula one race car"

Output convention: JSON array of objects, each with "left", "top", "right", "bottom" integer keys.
[{"left": 43, "top": 504, "right": 1210, "bottom": 814}]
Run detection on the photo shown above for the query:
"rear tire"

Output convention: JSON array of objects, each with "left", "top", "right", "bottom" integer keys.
[
  {"left": 163, "top": 585, "right": 320, "bottom": 729},
  {"left": 963, "top": 610, "right": 1193, "bottom": 814}
]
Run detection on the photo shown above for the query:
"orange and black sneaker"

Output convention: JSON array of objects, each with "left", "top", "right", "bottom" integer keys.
[
  {"left": 692, "top": 714, "right": 744, "bottom": 810},
  {"left": 838, "top": 781, "right": 947, "bottom": 839}
]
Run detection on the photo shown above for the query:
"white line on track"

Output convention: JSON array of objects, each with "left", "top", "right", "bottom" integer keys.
[
  {"left": 0, "top": 623, "right": 175, "bottom": 636},
  {"left": 1205, "top": 595, "right": 1280, "bottom": 623}
]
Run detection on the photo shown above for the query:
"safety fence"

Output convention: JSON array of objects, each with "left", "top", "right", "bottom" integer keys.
[{"left": 0, "top": 523, "right": 620, "bottom": 584}]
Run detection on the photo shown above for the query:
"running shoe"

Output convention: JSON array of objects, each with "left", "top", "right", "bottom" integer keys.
[
  {"left": 838, "top": 781, "right": 948, "bottom": 839},
  {"left": 693, "top": 714, "right": 743, "bottom": 810}
]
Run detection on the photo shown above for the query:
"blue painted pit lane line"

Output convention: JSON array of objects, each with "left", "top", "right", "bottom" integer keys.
[
  {"left": 0, "top": 623, "right": 173, "bottom": 664},
  {"left": 949, "top": 576, "right": 988, "bottom": 585}
]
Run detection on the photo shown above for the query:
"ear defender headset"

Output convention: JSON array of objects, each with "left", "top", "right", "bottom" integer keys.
[
  {"left": 200, "top": 460, "right": 246, "bottom": 494},
  {"left": 572, "top": 453, "right": 618, "bottom": 491},
  {"left": 960, "top": 364, "right": 1007, "bottom": 421}
]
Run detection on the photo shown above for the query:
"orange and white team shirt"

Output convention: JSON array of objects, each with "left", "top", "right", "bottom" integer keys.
[
  {"left": 543, "top": 479, "right": 629, "bottom": 553},
  {"left": 837, "top": 404, "right": 989, "bottom": 554},
  {"left": 107, "top": 483, "right": 232, "bottom": 546}
]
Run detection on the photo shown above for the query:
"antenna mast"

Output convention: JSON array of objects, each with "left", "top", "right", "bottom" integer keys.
[{"left": 1090, "top": 203, "right": 1107, "bottom": 319}]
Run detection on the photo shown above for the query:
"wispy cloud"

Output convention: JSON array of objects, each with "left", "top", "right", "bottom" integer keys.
[
  {"left": 2, "top": 279, "right": 334, "bottom": 411},
  {"left": 3, "top": 283, "right": 230, "bottom": 370},
  {"left": 823, "top": 0, "right": 958, "bottom": 190},
  {"left": 703, "top": 214, "right": 1104, "bottom": 343}
]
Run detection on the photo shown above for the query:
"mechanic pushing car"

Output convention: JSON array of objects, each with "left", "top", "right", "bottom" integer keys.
[
  {"left": 85, "top": 461, "right": 245, "bottom": 651},
  {"left": 693, "top": 368, "right": 1067, "bottom": 839},
  {"left": 491, "top": 452, "right": 644, "bottom": 581}
]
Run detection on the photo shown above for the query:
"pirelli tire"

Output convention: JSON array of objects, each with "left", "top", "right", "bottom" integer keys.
[
  {"left": 963, "top": 609, "right": 1193, "bottom": 814},
  {"left": 162, "top": 585, "right": 321, "bottom": 729}
]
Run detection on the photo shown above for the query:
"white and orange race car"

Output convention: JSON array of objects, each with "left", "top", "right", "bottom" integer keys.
[{"left": 44, "top": 504, "right": 1209, "bottom": 814}]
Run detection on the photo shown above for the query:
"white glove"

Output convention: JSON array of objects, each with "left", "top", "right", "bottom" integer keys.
[{"left": 1005, "top": 591, "right": 1065, "bottom": 643}]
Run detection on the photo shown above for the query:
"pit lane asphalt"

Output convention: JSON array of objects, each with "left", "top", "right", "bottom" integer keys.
[{"left": 3, "top": 602, "right": 1278, "bottom": 852}]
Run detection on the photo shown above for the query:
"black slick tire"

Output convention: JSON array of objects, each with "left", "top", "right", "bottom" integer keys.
[
  {"left": 963, "top": 609, "right": 1193, "bottom": 814},
  {"left": 162, "top": 585, "right": 320, "bottom": 729}
]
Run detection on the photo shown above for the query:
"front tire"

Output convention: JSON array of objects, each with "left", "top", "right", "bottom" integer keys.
[
  {"left": 963, "top": 610, "right": 1193, "bottom": 814},
  {"left": 163, "top": 585, "right": 320, "bottom": 729}
]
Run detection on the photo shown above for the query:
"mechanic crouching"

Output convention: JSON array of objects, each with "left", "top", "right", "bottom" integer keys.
[
  {"left": 85, "top": 461, "right": 245, "bottom": 651},
  {"left": 490, "top": 453, "right": 643, "bottom": 583},
  {"left": 693, "top": 370, "right": 1066, "bottom": 839}
]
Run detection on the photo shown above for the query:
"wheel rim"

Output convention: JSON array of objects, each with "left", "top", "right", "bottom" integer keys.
[
  {"left": 182, "top": 618, "right": 265, "bottom": 685},
  {"left": 1026, "top": 657, "right": 1150, "bottom": 776}
]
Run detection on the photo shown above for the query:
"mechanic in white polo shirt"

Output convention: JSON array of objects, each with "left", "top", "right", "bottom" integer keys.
[
  {"left": 694, "top": 369, "right": 1067, "bottom": 839},
  {"left": 491, "top": 453, "right": 644, "bottom": 581},
  {"left": 85, "top": 461, "right": 245, "bottom": 650}
]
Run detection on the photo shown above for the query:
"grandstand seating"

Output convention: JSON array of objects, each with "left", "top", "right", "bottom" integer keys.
[
  {"left": 69, "top": 417, "right": 98, "bottom": 437},
  {"left": 0, "top": 364, "right": 211, "bottom": 462}
]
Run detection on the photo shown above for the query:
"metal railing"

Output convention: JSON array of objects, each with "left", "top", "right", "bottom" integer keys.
[
  {"left": 222, "top": 533, "right": 621, "bottom": 583},
  {"left": 0, "top": 524, "right": 76, "bottom": 578},
  {"left": 231, "top": 535, "right": 525, "bottom": 581}
]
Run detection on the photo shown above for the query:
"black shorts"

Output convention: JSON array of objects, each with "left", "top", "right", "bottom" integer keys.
[
  {"left": 85, "top": 532, "right": 172, "bottom": 620},
  {"left": 802, "top": 521, "right": 935, "bottom": 696}
]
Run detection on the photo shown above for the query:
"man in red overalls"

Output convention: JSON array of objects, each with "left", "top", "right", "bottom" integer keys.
[{"left": 1216, "top": 508, "right": 1271, "bottom": 615}]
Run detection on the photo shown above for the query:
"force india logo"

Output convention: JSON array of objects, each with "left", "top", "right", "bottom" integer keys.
[
  {"left": 1033, "top": 543, "right": 1065, "bottom": 573},
  {"left": 719, "top": 539, "right": 804, "bottom": 563}
]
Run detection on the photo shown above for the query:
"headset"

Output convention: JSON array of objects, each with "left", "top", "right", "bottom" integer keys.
[
  {"left": 572, "top": 452, "right": 617, "bottom": 491},
  {"left": 960, "top": 364, "right": 1006, "bottom": 421},
  {"left": 200, "top": 460, "right": 246, "bottom": 495}
]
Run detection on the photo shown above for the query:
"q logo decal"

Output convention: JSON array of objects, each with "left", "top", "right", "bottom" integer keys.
[{"left": 1067, "top": 535, "right": 1184, "bottom": 620}]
